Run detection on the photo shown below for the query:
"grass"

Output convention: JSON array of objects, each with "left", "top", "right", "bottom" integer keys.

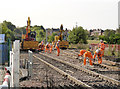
[
  {"left": 69, "top": 40, "right": 120, "bottom": 57},
  {"left": 87, "top": 40, "right": 100, "bottom": 44}
]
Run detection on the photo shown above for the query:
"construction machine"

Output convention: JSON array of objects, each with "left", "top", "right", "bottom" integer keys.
[
  {"left": 21, "top": 17, "right": 39, "bottom": 50},
  {"left": 54, "top": 24, "right": 69, "bottom": 48}
]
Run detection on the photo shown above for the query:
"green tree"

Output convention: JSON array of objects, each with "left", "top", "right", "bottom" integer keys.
[
  {"left": 36, "top": 30, "right": 45, "bottom": 42},
  {"left": 48, "top": 32, "right": 57, "bottom": 43},
  {"left": 116, "top": 28, "right": 120, "bottom": 34},
  {"left": 3, "top": 20, "right": 16, "bottom": 31},
  {"left": 68, "top": 26, "right": 87, "bottom": 44},
  {"left": 104, "top": 29, "right": 115, "bottom": 44},
  {"left": 114, "top": 33, "right": 120, "bottom": 44},
  {"left": 99, "top": 35, "right": 105, "bottom": 40}
]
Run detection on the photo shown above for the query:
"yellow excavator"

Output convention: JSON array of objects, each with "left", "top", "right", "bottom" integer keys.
[
  {"left": 20, "top": 17, "right": 39, "bottom": 50},
  {"left": 54, "top": 24, "right": 69, "bottom": 48}
]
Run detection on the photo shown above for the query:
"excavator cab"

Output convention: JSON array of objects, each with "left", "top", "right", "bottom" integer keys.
[
  {"left": 21, "top": 17, "right": 39, "bottom": 50},
  {"left": 53, "top": 24, "right": 69, "bottom": 49}
]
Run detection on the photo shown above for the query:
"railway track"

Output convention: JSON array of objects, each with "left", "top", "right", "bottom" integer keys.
[
  {"left": 20, "top": 53, "right": 86, "bottom": 88},
  {"left": 55, "top": 49, "right": 120, "bottom": 81},
  {"left": 67, "top": 49, "right": 119, "bottom": 65},
  {"left": 33, "top": 52, "right": 120, "bottom": 89},
  {"left": 62, "top": 49, "right": 119, "bottom": 70}
]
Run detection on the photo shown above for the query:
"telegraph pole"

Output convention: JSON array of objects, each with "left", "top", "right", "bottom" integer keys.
[{"left": 76, "top": 22, "right": 78, "bottom": 28}]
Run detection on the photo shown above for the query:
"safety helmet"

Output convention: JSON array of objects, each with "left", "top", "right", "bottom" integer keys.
[
  {"left": 96, "top": 49, "right": 100, "bottom": 53},
  {"left": 46, "top": 42, "right": 49, "bottom": 45},
  {"left": 100, "top": 40, "right": 103, "bottom": 43},
  {"left": 58, "top": 40, "right": 60, "bottom": 42}
]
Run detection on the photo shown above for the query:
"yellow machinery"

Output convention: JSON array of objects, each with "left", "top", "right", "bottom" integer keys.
[
  {"left": 21, "top": 17, "right": 39, "bottom": 50},
  {"left": 54, "top": 24, "right": 69, "bottom": 48}
]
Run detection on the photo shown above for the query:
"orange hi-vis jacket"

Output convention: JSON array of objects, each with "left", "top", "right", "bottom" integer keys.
[
  {"left": 98, "top": 42, "right": 105, "bottom": 50},
  {"left": 56, "top": 42, "right": 60, "bottom": 56},
  {"left": 49, "top": 44, "right": 53, "bottom": 53},
  {"left": 41, "top": 41, "right": 44, "bottom": 50},
  {"left": 84, "top": 51, "right": 93, "bottom": 59},
  {"left": 93, "top": 48, "right": 104, "bottom": 59},
  {"left": 45, "top": 44, "right": 50, "bottom": 52},
  {"left": 78, "top": 50, "right": 86, "bottom": 56},
  {"left": 83, "top": 51, "right": 93, "bottom": 65},
  {"left": 93, "top": 48, "right": 104, "bottom": 64}
]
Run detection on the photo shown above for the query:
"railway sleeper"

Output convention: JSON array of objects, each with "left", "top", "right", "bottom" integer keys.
[{"left": 38, "top": 52, "right": 120, "bottom": 86}]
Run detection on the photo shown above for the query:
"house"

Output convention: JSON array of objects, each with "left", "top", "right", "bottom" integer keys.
[
  {"left": 46, "top": 28, "right": 69, "bottom": 41},
  {"left": 89, "top": 29, "right": 104, "bottom": 36}
]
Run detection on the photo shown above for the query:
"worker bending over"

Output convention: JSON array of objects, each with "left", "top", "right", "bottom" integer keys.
[
  {"left": 78, "top": 50, "right": 86, "bottom": 57},
  {"left": 56, "top": 40, "right": 60, "bottom": 56},
  {"left": 76, "top": 49, "right": 86, "bottom": 59},
  {"left": 45, "top": 42, "right": 50, "bottom": 53},
  {"left": 41, "top": 40, "right": 44, "bottom": 51},
  {"left": 83, "top": 50, "right": 93, "bottom": 66},
  {"left": 93, "top": 48, "right": 104, "bottom": 64}
]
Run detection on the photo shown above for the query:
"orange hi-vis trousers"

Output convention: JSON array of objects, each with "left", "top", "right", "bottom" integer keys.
[
  {"left": 83, "top": 51, "right": 93, "bottom": 65},
  {"left": 45, "top": 46, "right": 49, "bottom": 52},
  {"left": 78, "top": 50, "right": 86, "bottom": 56},
  {"left": 56, "top": 46, "right": 60, "bottom": 56},
  {"left": 49, "top": 46, "right": 52, "bottom": 53}
]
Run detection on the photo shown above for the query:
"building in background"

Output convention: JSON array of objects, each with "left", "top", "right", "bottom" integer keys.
[
  {"left": 118, "top": 1, "right": 120, "bottom": 28},
  {"left": 89, "top": 29, "right": 104, "bottom": 36}
]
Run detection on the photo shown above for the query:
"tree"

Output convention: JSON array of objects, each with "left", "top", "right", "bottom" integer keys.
[
  {"left": 103, "top": 29, "right": 115, "bottom": 44},
  {"left": 3, "top": 20, "right": 16, "bottom": 31},
  {"left": 48, "top": 32, "right": 57, "bottom": 43},
  {"left": 99, "top": 35, "right": 105, "bottom": 40},
  {"left": 36, "top": 30, "right": 45, "bottom": 42},
  {"left": 68, "top": 26, "right": 87, "bottom": 44},
  {"left": 116, "top": 28, "right": 120, "bottom": 34}
]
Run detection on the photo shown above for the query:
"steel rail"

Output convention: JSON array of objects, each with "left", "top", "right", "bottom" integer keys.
[
  {"left": 33, "top": 55, "right": 92, "bottom": 89},
  {"left": 39, "top": 52, "right": 120, "bottom": 86}
]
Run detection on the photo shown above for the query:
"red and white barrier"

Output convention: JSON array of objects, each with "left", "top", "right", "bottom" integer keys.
[{"left": 0, "top": 69, "right": 11, "bottom": 89}]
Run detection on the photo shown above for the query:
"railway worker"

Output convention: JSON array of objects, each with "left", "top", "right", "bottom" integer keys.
[
  {"left": 98, "top": 40, "right": 105, "bottom": 50},
  {"left": 49, "top": 43, "right": 53, "bottom": 53},
  {"left": 76, "top": 49, "right": 86, "bottom": 59},
  {"left": 83, "top": 50, "right": 93, "bottom": 66},
  {"left": 56, "top": 40, "right": 60, "bottom": 56},
  {"left": 45, "top": 42, "right": 49, "bottom": 53},
  {"left": 38, "top": 43, "right": 42, "bottom": 51},
  {"left": 93, "top": 48, "right": 104, "bottom": 64},
  {"left": 41, "top": 40, "right": 44, "bottom": 51}
]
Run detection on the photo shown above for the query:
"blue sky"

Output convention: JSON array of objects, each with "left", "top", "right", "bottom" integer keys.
[{"left": 0, "top": 0, "right": 119, "bottom": 30}]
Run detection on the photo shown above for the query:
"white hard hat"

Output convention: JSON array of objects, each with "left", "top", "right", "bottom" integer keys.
[
  {"left": 46, "top": 42, "right": 48, "bottom": 45},
  {"left": 96, "top": 49, "right": 100, "bottom": 53},
  {"left": 100, "top": 40, "right": 103, "bottom": 42}
]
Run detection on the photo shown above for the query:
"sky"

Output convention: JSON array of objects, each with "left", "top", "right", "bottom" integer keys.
[{"left": 0, "top": 0, "right": 119, "bottom": 30}]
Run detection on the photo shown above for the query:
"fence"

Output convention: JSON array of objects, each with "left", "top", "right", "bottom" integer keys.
[
  {"left": 19, "top": 50, "right": 33, "bottom": 78},
  {"left": 0, "top": 39, "right": 12, "bottom": 65},
  {"left": 0, "top": 40, "right": 20, "bottom": 89},
  {"left": 90, "top": 43, "right": 120, "bottom": 57},
  {"left": 0, "top": 40, "right": 34, "bottom": 89}
]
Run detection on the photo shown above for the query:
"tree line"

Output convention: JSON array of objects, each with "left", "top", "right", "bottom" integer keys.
[
  {"left": 0, "top": 21, "right": 45, "bottom": 42},
  {"left": 0, "top": 20, "right": 120, "bottom": 44}
]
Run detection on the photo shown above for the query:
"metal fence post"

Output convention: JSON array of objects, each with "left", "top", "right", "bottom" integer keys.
[
  {"left": 28, "top": 50, "right": 33, "bottom": 77},
  {"left": 7, "top": 38, "right": 11, "bottom": 66},
  {"left": 10, "top": 50, "right": 13, "bottom": 87}
]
